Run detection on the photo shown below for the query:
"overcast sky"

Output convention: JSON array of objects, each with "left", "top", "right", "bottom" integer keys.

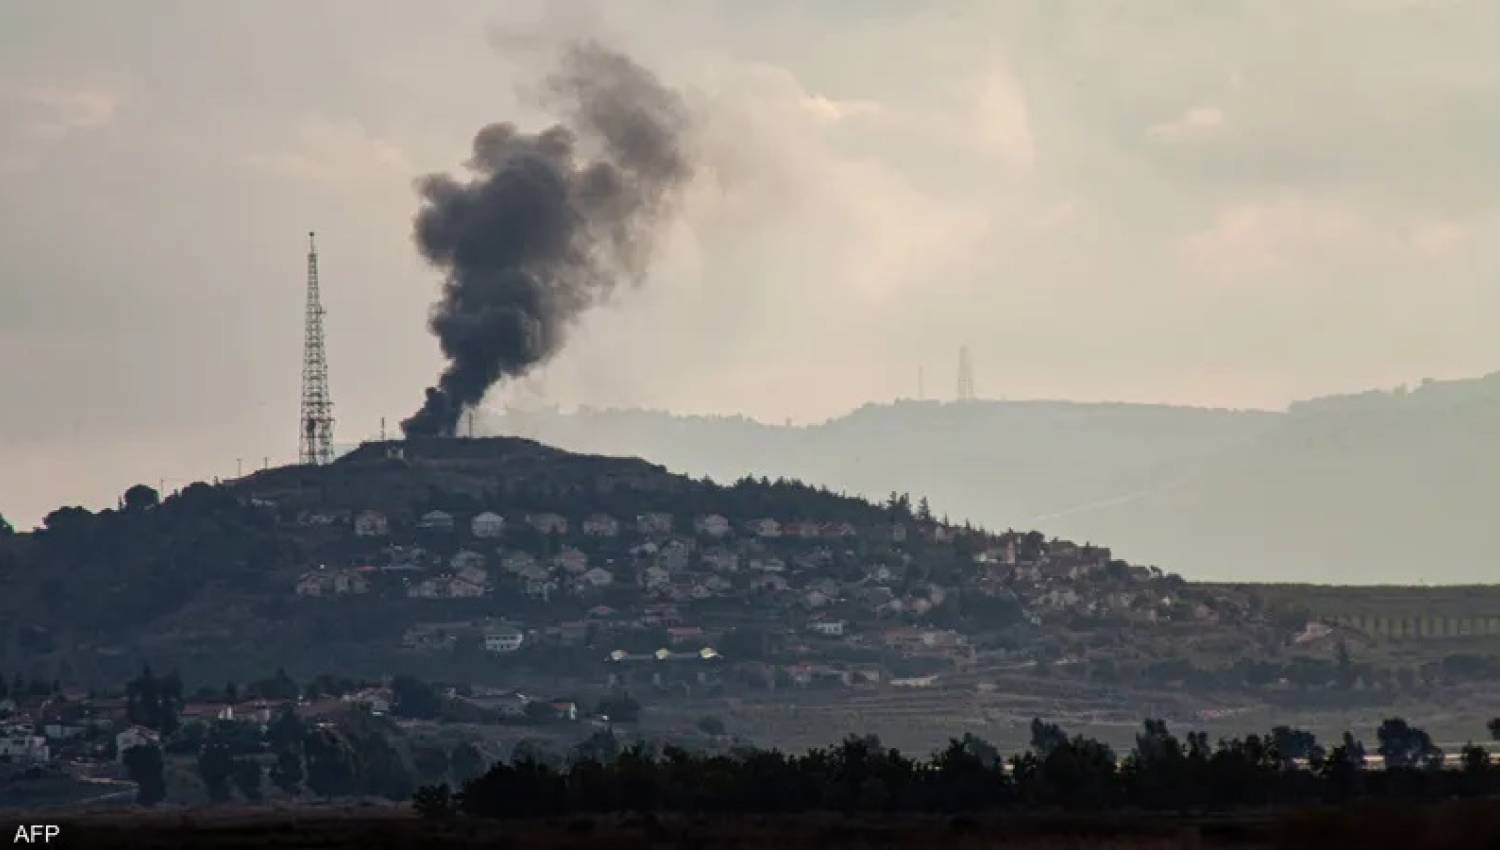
[{"left": 3, "top": 1, "right": 1499, "bottom": 528}]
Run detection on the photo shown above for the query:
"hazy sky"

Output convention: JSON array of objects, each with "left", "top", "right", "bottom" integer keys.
[{"left": 3, "top": 1, "right": 1499, "bottom": 528}]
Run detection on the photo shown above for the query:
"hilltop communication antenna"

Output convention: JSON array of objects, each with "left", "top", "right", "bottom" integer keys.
[
  {"left": 957, "top": 344, "right": 975, "bottom": 402},
  {"left": 299, "top": 231, "right": 335, "bottom": 465}
]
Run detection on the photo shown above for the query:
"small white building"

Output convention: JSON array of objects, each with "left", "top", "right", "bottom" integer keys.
[
  {"left": 579, "top": 567, "right": 615, "bottom": 589},
  {"left": 694, "top": 514, "right": 731, "bottom": 538},
  {"left": 636, "top": 512, "right": 673, "bottom": 536},
  {"left": 353, "top": 510, "right": 389, "bottom": 537},
  {"left": 418, "top": 510, "right": 455, "bottom": 532},
  {"left": 483, "top": 627, "right": 525, "bottom": 653},
  {"left": 808, "top": 618, "right": 847, "bottom": 637},
  {"left": 114, "top": 726, "right": 159, "bottom": 762},
  {"left": 1, "top": 730, "right": 49, "bottom": 764},
  {"left": 526, "top": 513, "right": 569, "bottom": 535},
  {"left": 554, "top": 546, "right": 589, "bottom": 574},
  {"left": 582, "top": 513, "right": 620, "bottom": 537},
  {"left": 456, "top": 563, "right": 490, "bottom": 588},
  {"left": 701, "top": 547, "right": 739, "bottom": 573},
  {"left": 450, "top": 549, "right": 487, "bottom": 571},
  {"left": 747, "top": 518, "right": 782, "bottom": 538},
  {"left": 470, "top": 511, "right": 506, "bottom": 539}
]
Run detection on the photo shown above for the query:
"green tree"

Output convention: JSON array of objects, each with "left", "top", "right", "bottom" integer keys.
[
  {"left": 270, "top": 747, "right": 304, "bottom": 795},
  {"left": 122, "top": 484, "right": 161, "bottom": 512},
  {"left": 452, "top": 742, "right": 488, "bottom": 783},
  {"left": 122, "top": 744, "right": 166, "bottom": 806},
  {"left": 391, "top": 675, "right": 440, "bottom": 719},
  {"left": 1376, "top": 717, "right": 1442, "bottom": 770},
  {"left": 0, "top": 512, "right": 13, "bottom": 537},
  {"left": 303, "top": 727, "right": 356, "bottom": 798},
  {"left": 197, "top": 742, "right": 235, "bottom": 802},
  {"left": 232, "top": 758, "right": 263, "bottom": 802},
  {"left": 696, "top": 715, "right": 726, "bottom": 736}
]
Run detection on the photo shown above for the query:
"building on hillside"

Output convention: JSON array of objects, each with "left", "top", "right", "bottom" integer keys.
[
  {"left": 500, "top": 551, "right": 538, "bottom": 575},
  {"left": 807, "top": 618, "right": 847, "bottom": 637},
  {"left": 582, "top": 513, "right": 620, "bottom": 537},
  {"left": 353, "top": 510, "right": 389, "bottom": 537},
  {"left": 114, "top": 726, "right": 158, "bottom": 762},
  {"left": 450, "top": 549, "right": 487, "bottom": 571},
  {"left": 636, "top": 512, "right": 673, "bottom": 536},
  {"left": 747, "top": 518, "right": 782, "bottom": 538},
  {"left": 526, "top": 513, "right": 569, "bottom": 535},
  {"left": 470, "top": 511, "right": 505, "bottom": 539},
  {"left": 331, "top": 569, "right": 371, "bottom": 596},
  {"left": 701, "top": 547, "right": 739, "bottom": 573},
  {"left": 418, "top": 510, "right": 455, "bottom": 532},
  {"left": 554, "top": 546, "right": 589, "bottom": 574},
  {"left": 784, "top": 519, "right": 821, "bottom": 539},
  {"left": 1, "top": 728, "right": 49, "bottom": 764},
  {"left": 659, "top": 539, "right": 694, "bottom": 572},
  {"left": 821, "top": 521, "right": 858, "bottom": 539},
  {"left": 694, "top": 514, "right": 731, "bottom": 538},
  {"left": 578, "top": 567, "right": 615, "bottom": 589},
  {"left": 667, "top": 625, "right": 705, "bottom": 646},
  {"left": 483, "top": 627, "right": 525, "bottom": 653},
  {"left": 640, "top": 565, "right": 671, "bottom": 590},
  {"left": 455, "top": 563, "right": 489, "bottom": 588}
]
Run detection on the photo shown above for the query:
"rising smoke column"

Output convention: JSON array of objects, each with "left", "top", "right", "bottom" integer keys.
[{"left": 402, "top": 43, "right": 692, "bottom": 437}]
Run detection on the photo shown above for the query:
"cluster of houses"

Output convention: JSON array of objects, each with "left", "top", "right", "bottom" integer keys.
[{"left": 284, "top": 503, "right": 1257, "bottom": 681}]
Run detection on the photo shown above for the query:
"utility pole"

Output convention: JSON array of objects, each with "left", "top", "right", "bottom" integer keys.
[{"left": 299, "top": 231, "right": 335, "bottom": 465}]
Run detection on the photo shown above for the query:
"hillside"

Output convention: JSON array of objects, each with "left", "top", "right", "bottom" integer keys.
[{"left": 492, "top": 371, "right": 1500, "bottom": 583}]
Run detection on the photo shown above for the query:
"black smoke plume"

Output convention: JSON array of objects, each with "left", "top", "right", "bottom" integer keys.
[{"left": 402, "top": 43, "right": 691, "bottom": 437}]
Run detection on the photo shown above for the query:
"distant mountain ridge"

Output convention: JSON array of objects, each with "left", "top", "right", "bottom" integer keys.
[{"left": 488, "top": 372, "right": 1500, "bottom": 584}]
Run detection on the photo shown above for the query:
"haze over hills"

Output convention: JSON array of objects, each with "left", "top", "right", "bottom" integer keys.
[{"left": 488, "top": 371, "right": 1500, "bottom": 585}]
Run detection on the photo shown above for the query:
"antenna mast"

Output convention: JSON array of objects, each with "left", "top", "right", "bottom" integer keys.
[
  {"left": 957, "top": 344, "right": 975, "bottom": 402},
  {"left": 299, "top": 231, "right": 335, "bottom": 465}
]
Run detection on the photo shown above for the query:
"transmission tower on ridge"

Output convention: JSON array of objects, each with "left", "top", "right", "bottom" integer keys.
[
  {"left": 299, "top": 231, "right": 335, "bottom": 465},
  {"left": 957, "top": 344, "right": 975, "bottom": 402}
]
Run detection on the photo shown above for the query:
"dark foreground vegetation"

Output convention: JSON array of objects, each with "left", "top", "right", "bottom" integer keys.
[
  {"left": 418, "top": 717, "right": 1500, "bottom": 820},
  {"left": 37, "top": 802, "right": 1500, "bottom": 850}
]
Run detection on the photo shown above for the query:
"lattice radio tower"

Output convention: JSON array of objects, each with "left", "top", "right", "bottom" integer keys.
[
  {"left": 299, "top": 231, "right": 335, "bottom": 465},
  {"left": 957, "top": 344, "right": 976, "bottom": 402}
]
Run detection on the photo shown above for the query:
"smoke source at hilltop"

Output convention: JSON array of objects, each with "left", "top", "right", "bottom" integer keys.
[{"left": 401, "top": 43, "right": 693, "bottom": 437}]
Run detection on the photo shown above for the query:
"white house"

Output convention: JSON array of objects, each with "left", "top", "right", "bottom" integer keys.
[
  {"left": 450, "top": 549, "right": 487, "bottom": 571},
  {"left": 1, "top": 730, "right": 49, "bottom": 764},
  {"left": 455, "top": 563, "right": 490, "bottom": 588},
  {"left": 579, "top": 567, "right": 615, "bottom": 589},
  {"left": 694, "top": 514, "right": 731, "bottom": 538},
  {"left": 701, "top": 547, "right": 739, "bottom": 573},
  {"left": 500, "top": 551, "right": 538, "bottom": 575},
  {"left": 295, "top": 571, "right": 328, "bottom": 597},
  {"left": 808, "top": 618, "right": 847, "bottom": 637},
  {"left": 353, "top": 510, "right": 389, "bottom": 537},
  {"left": 448, "top": 576, "right": 486, "bottom": 598},
  {"left": 114, "top": 726, "right": 159, "bottom": 761},
  {"left": 526, "top": 513, "right": 569, "bottom": 535},
  {"left": 582, "top": 513, "right": 620, "bottom": 537},
  {"left": 483, "top": 627, "right": 525, "bottom": 653},
  {"left": 470, "top": 511, "right": 505, "bottom": 539},
  {"left": 636, "top": 512, "right": 673, "bottom": 536},
  {"left": 747, "top": 518, "right": 782, "bottom": 538},
  {"left": 418, "top": 510, "right": 455, "bottom": 532},
  {"left": 554, "top": 546, "right": 589, "bottom": 574}
]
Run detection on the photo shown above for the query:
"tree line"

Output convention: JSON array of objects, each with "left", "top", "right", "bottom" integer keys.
[{"left": 415, "top": 716, "right": 1500, "bottom": 819}]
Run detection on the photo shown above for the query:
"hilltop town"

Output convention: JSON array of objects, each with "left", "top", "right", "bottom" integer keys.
[{"left": 8, "top": 437, "right": 1500, "bottom": 807}]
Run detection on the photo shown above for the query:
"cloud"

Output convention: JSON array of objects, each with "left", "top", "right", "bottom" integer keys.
[
  {"left": 245, "top": 117, "right": 410, "bottom": 188},
  {"left": 0, "top": 81, "right": 123, "bottom": 173},
  {"left": 1407, "top": 220, "right": 1469, "bottom": 256},
  {"left": 1146, "top": 106, "right": 1225, "bottom": 142},
  {"left": 1177, "top": 198, "right": 1369, "bottom": 283}
]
